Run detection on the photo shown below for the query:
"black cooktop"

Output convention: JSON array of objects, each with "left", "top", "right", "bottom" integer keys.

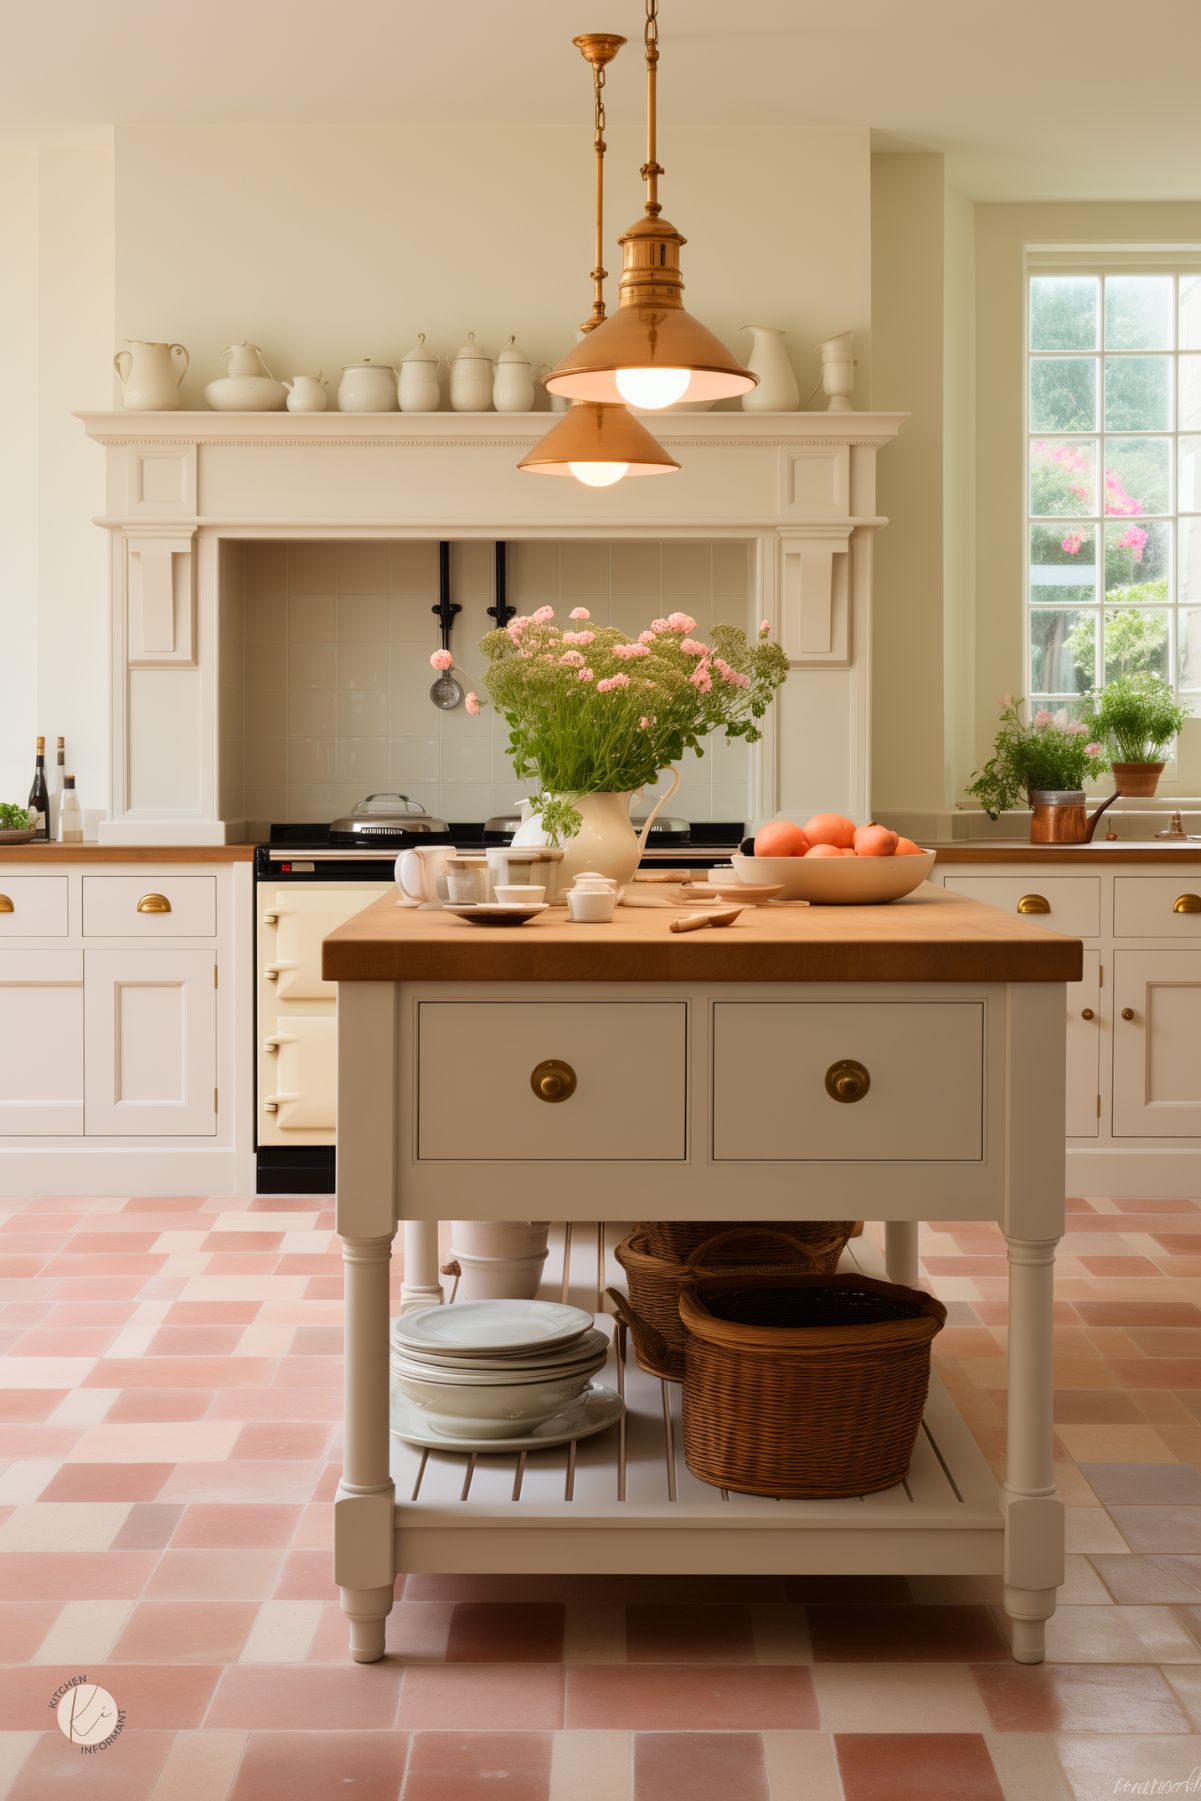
[{"left": 256, "top": 819, "right": 745, "bottom": 877}]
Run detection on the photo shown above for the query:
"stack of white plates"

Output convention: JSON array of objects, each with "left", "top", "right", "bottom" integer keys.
[{"left": 390, "top": 1299, "right": 612, "bottom": 1443}]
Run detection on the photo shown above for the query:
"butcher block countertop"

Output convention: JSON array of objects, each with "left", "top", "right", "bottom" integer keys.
[
  {"left": 0, "top": 843, "right": 255, "bottom": 862},
  {"left": 930, "top": 840, "right": 1201, "bottom": 863},
  {"left": 323, "top": 884, "right": 1082, "bottom": 985}
]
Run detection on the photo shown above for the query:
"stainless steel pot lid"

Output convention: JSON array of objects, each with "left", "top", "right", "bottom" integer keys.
[
  {"left": 630, "top": 813, "right": 691, "bottom": 839},
  {"left": 329, "top": 792, "right": 451, "bottom": 837}
]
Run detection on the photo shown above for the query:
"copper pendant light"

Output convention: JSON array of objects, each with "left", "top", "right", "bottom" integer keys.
[
  {"left": 520, "top": 34, "right": 678, "bottom": 484},
  {"left": 542, "top": 0, "right": 756, "bottom": 411}
]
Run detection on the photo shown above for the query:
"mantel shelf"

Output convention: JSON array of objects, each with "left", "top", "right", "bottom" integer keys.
[{"left": 77, "top": 409, "right": 906, "bottom": 450}]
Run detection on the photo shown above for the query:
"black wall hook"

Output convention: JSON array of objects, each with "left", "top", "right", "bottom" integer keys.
[
  {"left": 431, "top": 541, "right": 462, "bottom": 651},
  {"left": 487, "top": 542, "right": 517, "bottom": 632}
]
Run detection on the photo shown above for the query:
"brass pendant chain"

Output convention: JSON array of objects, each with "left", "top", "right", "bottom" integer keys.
[
  {"left": 641, "top": 0, "right": 663, "bottom": 218},
  {"left": 587, "top": 56, "right": 609, "bottom": 332}
]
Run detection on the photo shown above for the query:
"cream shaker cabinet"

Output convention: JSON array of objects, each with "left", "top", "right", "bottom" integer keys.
[
  {"left": 84, "top": 948, "right": 217, "bottom": 1136},
  {"left": 938, "top": 856, "right": 1201, "bottom": 1196},
  {"left": 0, "top": 949, "right": 84, "bottom": 1134}
]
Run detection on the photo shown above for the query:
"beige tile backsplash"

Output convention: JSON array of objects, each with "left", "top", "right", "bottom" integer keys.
[{"left": 228, "top": 538, "right": 753, "bottom": 831}]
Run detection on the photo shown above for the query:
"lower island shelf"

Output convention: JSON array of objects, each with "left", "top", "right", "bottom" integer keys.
[{"left": 389, "top": 1221, "right": 1003, "bottom": 1583}]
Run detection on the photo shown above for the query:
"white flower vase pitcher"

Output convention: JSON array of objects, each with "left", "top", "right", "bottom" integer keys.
[{"left": 510, "top": 767, "right": 681, "bottom": 891}]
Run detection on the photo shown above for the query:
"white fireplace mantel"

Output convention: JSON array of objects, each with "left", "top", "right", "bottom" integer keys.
[{"left": 79, "top": 410, "right": 903, "bottom": 844}]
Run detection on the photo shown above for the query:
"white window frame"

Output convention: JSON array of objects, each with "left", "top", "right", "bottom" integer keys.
[{"left": 1024, "top": 249, "right": 1201, "bottom": 718}]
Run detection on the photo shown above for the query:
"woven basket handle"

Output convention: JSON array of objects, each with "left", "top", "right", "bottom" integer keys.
[
  {"left": 682, "top": 1227, "right": 833, "bottom": 1271},
  {"left": 605, "top": 1286, "right": 670, "bottom": 1371}
]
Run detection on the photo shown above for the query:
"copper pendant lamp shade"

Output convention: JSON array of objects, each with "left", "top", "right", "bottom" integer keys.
[
  {"left": 518, "top": 399, "right": 679, "bottom": 479},
  {"left": 519, "top": 31, "right": 676, "bottom": 484},
  {"left": 543, "top": 0, "right": 755, "bottom": 410}
]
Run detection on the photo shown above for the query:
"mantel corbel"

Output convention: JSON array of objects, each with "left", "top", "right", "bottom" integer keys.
[{"left": 775, "top": 524, "right": 855, "bottom": 667}]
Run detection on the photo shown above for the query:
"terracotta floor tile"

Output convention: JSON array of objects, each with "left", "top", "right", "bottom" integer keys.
[
  {"left": 105, "top": 1388, "right": 213, "bottom": 1423},
  {"left": 8, "top": 1728, "right": 174, "bottom": 1801},
  {"left": 1056, "top": 1425, "right": 1178, "bottom": 1462},
  {"left": 0, "top": 1389, "right": 67, "bottom": 1421},
  {"left": 171, "top": 1503, "right": 300, "bottom": 1548},
  {"left": 405, "top": 1730, "right": 552, "bottom": 1801},
  {"left": 634, "top": 1731, "right": 767, "bottom": 1801},
  {"left": 1079, "top": 1463, "right": 1201, "bottom": 1505},
  {"left": 14, "top": 1328, "right": 119, "bottom": 1356},
  {"left": 401, "top": 1664, "right": 564, "bottom": 1730},
  {"left": 625, "top": 1603, "right": 756, "bottom": 1663},
  {"left": 144, "top": 1325, "right": 247, "bottom": 1356},
  {"left": 39, "top": 1462, "right": 173, "bottom": 1501},
  {"left": 1090, "top": 1554, "right": 1201, "bottom": 1603},
  {"left": 1109, "top": 1507, "right": 1201, "bottom": 1551},
  {"left": 157, "top": 1461, "right": 322, "bottom": 1504},
  {"left": 813, "top": 1664, "right": 990, "bottom": 1732},
  {"left": 209, "top": 1663, "right": 402, "bottom": 1729},
  {"left": 447, "top": 1602, "right": 565, "bottom": 1662},
  {"left": 973, "top": 1661, "right": 1192, "bottom": 1732},
  {"left": 84, "top": 1356, "right": 275, "bottom": 1389},
  {"left": 566, "top": 1665, "right": 816, "bottom": 1729},
  {"left": 1053, "top": 1391, "right": 1144, "bottom": 1424},
  {"left": 806, "top": 1605, "right": 1009, "bottom": 1663},
  {"left": 0, "top": 1661, "right": 218, "bottom": 1729},
  {"left": 229, "top": 1422, "right": 333, "bottom": 1459},
  {"left": 110, "top": 1502, "right": 184, "bottom": 1550},
  {"left": 289, "top": 1325, "right": 342, "bottom": 1354},
  {"left": 1044, "top": 1604, "right": 1201, "bottom": 1664},
  {"left": 1079, "top": 1257, "right": 1162, "bottom": 1276},
  {"left": 835, "top": 1733, "right": 1003, "bottom": 1801},
  {"left": 271, "top": 1547, "right": 339, "bottom": 1600},
  {"left": 782, "top": 1576, "right": 913, "bottom": 1604},
  {"left": 1054, "top": 1734, "right": 1201, "bottom": 1801},
  {"left": 0, "top": 1600, "right": 59, "bottom": 1662},
  {"left": 0, "top": 1549, "right": 157, "bottom": 1599},
  {"left": 165, "top": 1300, "right": 263, "bottom": 1324},
  {"left": 146, "top": 1549, "right": 284, "bottom": 1601},
  {"left": 111, "top": 1601, "right": 258, "bottom": 1664},
  {"left": 228, "top": 1730, "right": 408, "bottom": 1801}
]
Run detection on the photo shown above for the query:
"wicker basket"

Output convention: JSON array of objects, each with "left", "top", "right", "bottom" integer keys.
[
  {"left": 638, "top": 1219, "right": 857, "bottom": 1262},
  {"left": 609, "top": 1226, "right": 846, "bottom": 1382},
  {"left": 679, "top": 1270, "right": 947, "bottom": 1498}
]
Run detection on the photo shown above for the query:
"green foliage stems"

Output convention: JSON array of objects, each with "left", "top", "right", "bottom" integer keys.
[
  {"left": 1084, "top": 673, "right": 1191, "bottom": 764},
  {"left": 966, "top": 698, "right": 1110, "bottom": 820}
]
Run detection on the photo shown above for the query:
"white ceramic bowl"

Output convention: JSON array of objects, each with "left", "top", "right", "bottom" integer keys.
[
  {"left": 392, "top": 1326, "right": 608, "bottom": 1376},
  {"left": 730, "top": 850, "right": 936, "bottom": 905},
  {"left": 393, "top": 1298, "right": 595, "bottom": 1357},
  {"left": 392, "top": 1349, "right": 608, "bottom": 1438}
]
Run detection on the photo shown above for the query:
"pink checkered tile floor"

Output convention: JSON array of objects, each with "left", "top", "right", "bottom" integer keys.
[{"left": 1, "top": 1193, "right": 1199, "bottom": 1798}]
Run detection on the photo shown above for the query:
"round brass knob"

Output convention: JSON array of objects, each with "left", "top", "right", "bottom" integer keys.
[
  {"left": 531, "top": 1059, "right": 577, "bottom": 1103},
  {"left": 825, "top": 1059, "right": 870, "bottom": 1103},
  {"left": 1081, "top": 1008, "right": 1094, "bottom": 1020},
  {"left": 1121, "top": 1008, "right": 1135, "bottom": 1021}
]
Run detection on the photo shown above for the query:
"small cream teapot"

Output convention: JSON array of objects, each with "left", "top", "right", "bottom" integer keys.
[
  {"left": 449, "top": 334, "right": 493, "bottom": 412},
  {"left": 283, "top": 373, "right": 328, "bottom": 414}
]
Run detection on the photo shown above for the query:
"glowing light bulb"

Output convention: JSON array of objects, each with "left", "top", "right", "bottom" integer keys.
[
  {"left": 568, "top": 461, "right": 630, "bottom": 488},
  {"left": 615, "top": 367, "right": 691, "bottom": 409}
]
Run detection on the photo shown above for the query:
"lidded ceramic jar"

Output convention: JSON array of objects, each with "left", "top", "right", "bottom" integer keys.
[
  {"left": 398, "top": 334, "right": 441, "bottom": 413},
  {"left": 449, "top": 333, "right": 493, "bottom": 412},
  {"left": 492, "top": 336, "right": 535, "bottom": 413},
  {"left": 337, "top": 358, "right": 399, "bottom": 412}
]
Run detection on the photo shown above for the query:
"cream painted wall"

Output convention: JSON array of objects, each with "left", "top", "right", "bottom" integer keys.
[
  {"left": 113, "top": 123, "right": 871, "bottom": 414},
  {"left": 0, "top": 151, "right": 39, "bottom": 805},
  {"left": 943, "top": 182, "right": 976, "bottom": 806},
  {"left": 869, "top": 154, "right": 946, "bottom": 817},
  {"left": 974, "top": 201, "right": 1201, "bottom": 798}
]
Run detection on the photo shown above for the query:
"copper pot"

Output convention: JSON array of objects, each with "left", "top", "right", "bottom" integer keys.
[
  {"left": 1029, "top": 788, "right": 1119, "bottom": 844},
  {"left": 1111, "top": 761, "right": 1165, "bottom": 798}
]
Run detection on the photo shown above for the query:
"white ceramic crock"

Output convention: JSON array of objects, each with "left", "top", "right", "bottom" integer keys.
[
  {"left": 449, "top": 333, "right": 494, "bottom": 412},
  {"left": 398, "top": 334, "right": 441, "bottom": 412},
  {"left": 337, "top": 359, "right": 400, "bottom": 412},
  {"left": 493, "top": 337, "right": 535, "bottom": 413},
  {"left": 114, "top": 339, "right": 189, "bottom": 411}
]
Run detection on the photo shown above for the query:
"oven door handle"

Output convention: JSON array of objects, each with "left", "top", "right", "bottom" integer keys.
[{"left": 263, "top": 959, "right": 297, "bottom": 983}]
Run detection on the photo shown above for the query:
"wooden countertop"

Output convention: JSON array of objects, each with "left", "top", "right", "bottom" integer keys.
[
  {"left": 0, "top": 843, "right": 255, "bottom": 863},
  {"left": 323, "top": 884, "right": 1082, "bottom": 985},
  {"left": 930, "top": 842, "right": 1201, "bottom": 864}
]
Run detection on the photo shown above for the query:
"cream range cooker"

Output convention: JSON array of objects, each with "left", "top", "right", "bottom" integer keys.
[{"left": 254, "top": 800, "right": 746, "bottom": 1193}]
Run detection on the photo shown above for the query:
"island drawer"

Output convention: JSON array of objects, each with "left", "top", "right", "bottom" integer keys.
[
  {"left": 0, "top": 875, "right": 68, "bottom": 937},
  {"left": 711, "top": 1001, "right": 984, "bottom": 1162},
  {"left": 940, "top": 873, "right": 1099, "bottom": 939},
  {"left": 82, "top": 875, "right": 217, "bottom": 937},
  {"left": 1114, "top": 877, "right": 1201, "bottom": 940},
  {"left": 416, "top": 1000, "right": 688, "bottom": 1161}
]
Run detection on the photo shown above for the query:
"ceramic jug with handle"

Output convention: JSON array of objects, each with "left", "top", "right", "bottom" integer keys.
[
  {"left": 509, "top": 768, "right": 681, "bottom": 890},
  {"left": 283, "top": 374, "right": 327, "bottom": 414},
  {"left": 113, "top": 339, "right": 189, "bottom": 411},
  {"left": 739, "top": 326, "right": 800, "bottom": 413}
]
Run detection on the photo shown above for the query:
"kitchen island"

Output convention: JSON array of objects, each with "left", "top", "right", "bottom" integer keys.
[{"left": 323, "top": 886, "right": 1081, "bottom": 1666}]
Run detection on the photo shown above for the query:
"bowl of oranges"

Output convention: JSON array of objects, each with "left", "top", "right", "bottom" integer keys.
[{"left": 731, "top": 814, "right": 935, "bottom": 904}]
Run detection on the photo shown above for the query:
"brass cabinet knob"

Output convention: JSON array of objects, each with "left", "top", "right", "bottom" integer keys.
[
  {"left": 1080, "top": 1008, "right": 1095, "bottom": 1020},
  {"left": 825, "top": 1058, "right": 870, "bottom": 1103},
  {"left": 0, "top": 894, "right": 12, "bottom": 914},
  {"left": 136, "top": 892, "right": 172, "bottom": 913},
  {"left": 1016, "top": 894, "right": 1050, "bottom": 915},
  {"left": 1173, "top": 894, "right": 1201, "bottom": 914},
  {"left": 531, "top": 1058, "right": 577, "bottom": 1103},
  {"left": 1121, "top": 1008, "right": 1135, "bottom": 1021}
]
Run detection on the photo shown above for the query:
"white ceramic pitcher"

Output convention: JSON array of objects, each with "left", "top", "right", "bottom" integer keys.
[
  {"left": 739, "top": 326, "right": 800, "bottom": 413},
  {"left": 113, "top": 339, "right": 189, "bottom": 411},
  {"left": 509, "top": 768, "right": 681, "bottom": 890}
]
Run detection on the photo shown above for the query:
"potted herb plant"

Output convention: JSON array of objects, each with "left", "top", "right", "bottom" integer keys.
[
  {"left": 1083, "top": 673, "right": 1190, "bottom": 798},
  {"left": 966, "top": 697, "right": 1111, "bottom": 842}
]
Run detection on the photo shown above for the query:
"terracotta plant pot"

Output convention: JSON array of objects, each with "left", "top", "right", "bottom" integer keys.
[{"left": 1111, "top": 761, "right": 1165, "bottom": 798}]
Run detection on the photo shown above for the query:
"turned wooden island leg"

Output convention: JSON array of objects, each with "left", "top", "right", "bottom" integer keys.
[
  {"left": 400, "top": 1218, "right": 444, "bottom": 1313},
  {"left": 335, "top": 982, "right": 400, "bottom": 1662},
  {"left": 885, "top": 1220, "right": 919, "bottom": 1287},
  {"left": 1002, "top": 1234, "right": 1063, "bottom": 1663}
]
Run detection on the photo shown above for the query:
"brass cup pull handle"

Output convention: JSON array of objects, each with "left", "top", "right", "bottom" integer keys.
[
  {"left": 1081, "top": 1008, "right": 1095, "bottom": 1020},
  {"left": 1173, "top": 894, "right": 1201, "bottom": 914},
  {"left": 136, "top": 892, "right": 172, "bottom": 914},
  {"left": 825, "top": 1059, "right": 870, "bottom": 1103},
  {"left": 1121, "top": 1008, "right": 1135, "bottom": 1021},
  {"left": 1017, "top": 894, "right": 1050, "bottom": 915},
  {"left": 0, "top": 894, "right": 12, "bottom": 914},
  {"left": 531, "top": 1058, "right": 577, "bottom": 1103}
]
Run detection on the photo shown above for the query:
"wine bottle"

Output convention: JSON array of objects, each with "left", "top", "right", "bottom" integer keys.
[
  {"left": 26, "top": 736, "right": 49, "bottom": 840},
  {"left": 58, "top": 775, "right": 83, "bottom": 844},
  {"left": 47, "top": 736, "right": 65, "bottom": 840}
]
